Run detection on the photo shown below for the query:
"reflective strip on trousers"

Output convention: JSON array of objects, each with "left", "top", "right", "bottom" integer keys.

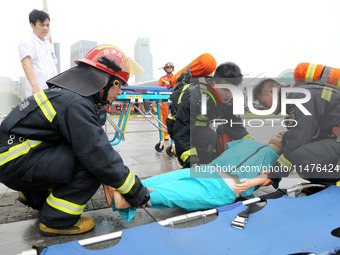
[
  {"left": 321, "top": 87, "right": 333, "bottom": 102},
  {"left": 180, "top": 148, "right": 198, "bottom": 163},
  {"left": 117, "top": 171, "right": 136, "bottom": 194},
  {"left": 0, "top": 139, "right": 42, "bottom": 166},
  {"left": 46, "top": 193, "right": 86, "bottom": 215},
  {"left": 305, "top": 63, "right": 317, "bottom": 82},
  {"left": 34, "top": 90, "right": 56, "bottom": 123}
]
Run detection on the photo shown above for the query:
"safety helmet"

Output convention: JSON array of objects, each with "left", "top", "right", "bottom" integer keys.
[
  {"left": 75, "top": 44, "right": 130, "bottom": 84},
  {"left": 164, "top": 62, "right": 174, "bottom": 70}
]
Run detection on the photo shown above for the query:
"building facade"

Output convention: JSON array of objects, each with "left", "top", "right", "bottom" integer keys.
[
  {"left": 70, "top": 40, "right": 97, "bottom": 68},
  {"left": 53, "top": 42, "right": 61, "bottom": 73},
  {"left": 134, "top": 37, "right": 153, "bottom": 83}
]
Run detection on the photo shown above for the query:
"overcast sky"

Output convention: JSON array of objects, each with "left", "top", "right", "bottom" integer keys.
[{"left": 2, "top": 0, "right": 340, "bottom": 82}]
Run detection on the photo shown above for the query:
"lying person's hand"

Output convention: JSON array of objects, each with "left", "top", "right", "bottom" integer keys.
[
  {"left": 233, "top": 179, "right": 252, "bottom": 193},
  {"left": 260, "top": 178, "right": 275, "bottom": 186},
  {"left": 114, "top": 188, "right": 154, "bottom": 209}
]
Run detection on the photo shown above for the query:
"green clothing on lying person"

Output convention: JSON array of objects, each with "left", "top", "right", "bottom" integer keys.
[{"left": 113, "top": 139, "right": 279, "bottom": 222}]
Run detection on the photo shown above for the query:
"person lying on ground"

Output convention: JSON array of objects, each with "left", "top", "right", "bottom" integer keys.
[{"left": 110, "top": 132, "right": 284, "bottom": 222}]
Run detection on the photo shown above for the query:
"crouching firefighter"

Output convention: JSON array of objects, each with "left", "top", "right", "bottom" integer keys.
[
  {"left": 166, "top": 61, "right": 252, "bottom": 168},
  {"left": 253, "top": 63, "right": 340, "bottom": 186},
  {"left": 0, "top": 45, "right": 150, "bottom": 235}
]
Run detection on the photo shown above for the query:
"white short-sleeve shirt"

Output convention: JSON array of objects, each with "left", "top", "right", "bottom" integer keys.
[{"left": 18, "top": 32, "right": 58, "bottom": 98}]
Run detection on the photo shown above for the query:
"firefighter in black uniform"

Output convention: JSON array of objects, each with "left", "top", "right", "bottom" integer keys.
[
  {"left": 0, "top": 45, "right": 150, "bottom": 235},
  {"left": 166, "top": 62, "right": 252, "bottom": 168},
  {"left": 253, "top": 78, "right": 340, "bottom": 186}
]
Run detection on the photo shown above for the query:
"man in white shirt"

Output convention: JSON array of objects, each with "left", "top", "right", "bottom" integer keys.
[{"left": 18, "top": 9, "right": 58, "bottom": 98}]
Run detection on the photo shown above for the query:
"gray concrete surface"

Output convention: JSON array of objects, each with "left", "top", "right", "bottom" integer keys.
[{"left": 0, "top": 116, "right": 305, "bottom": 255}]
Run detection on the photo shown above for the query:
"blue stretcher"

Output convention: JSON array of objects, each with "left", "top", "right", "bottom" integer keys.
[
  {"left": 37, "top": 185, "right": 340, "bottom": 255},
  {"left": 105, "top": 86, "right": 175, "bottom": 155}
]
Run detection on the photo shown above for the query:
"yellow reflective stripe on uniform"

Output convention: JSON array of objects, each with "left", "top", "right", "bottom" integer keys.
[
  {"left": 34, "top": 90, "right": 56, "bottom": 123},
  {"left": 305, "top": 63, "right": 317, "bottom": 82},
  {"left": 117, "top": 171, "right": 136, "bottom": 194},
  {"left": 180, "top": 148, "right": 198, "bottom": 163},
  {"left": 321, "top": 87, "right": 333, "bottom": 102},
  {"left": 337, "top": 78, "right": 340, "bottom": 88},
  {"left": 178, "top": 84, "right": 191, "bottom": 104},
  {"left": 195, "top": 120, "right": 209, "bottom": 127},
  {"left": 336, "top": 181, "right": 340, "bottom": 187},
  {"left": 161, "top": 78, "right": 170, "bottom": 85},
  {"left": 242, "top": 134, "right": 254, "bottom": 140},
  {"left": 46, "top": 193, "right": 86, "bottom": 215},
  {"left": 277, "top": 154, "right": 292, "bottom": 168},
  {"left": 201, "top": 88, "right": 217, "bottom": 105},
  {"left": 195, "top": 114, "right": 209, "bottom": 127},
  {"left": 167, "top": 113, "right": 175, "bottom": 120},
  {"left": 0, "top": 140, "right": 42, "bottom": 166},
  {"left": 196, "top": 115, "right": 209, "bottom": 121}
]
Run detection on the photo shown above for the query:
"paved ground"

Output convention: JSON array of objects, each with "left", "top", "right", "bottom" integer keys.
[
  {"left": 0, "top": 185, "right": 109, "bottom": 224},
  {"left": 0, "top": 116, "right": 305, "bottom": 255}
]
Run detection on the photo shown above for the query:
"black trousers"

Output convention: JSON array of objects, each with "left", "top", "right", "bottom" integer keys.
[
  {"left": 290, "top": 138, "right": 340, "bottom": 185},
  {"left": 4, "top": 143, "right": 100, "bottom": 228}
]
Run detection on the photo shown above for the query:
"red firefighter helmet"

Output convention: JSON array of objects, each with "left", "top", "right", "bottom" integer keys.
[{"left": 75, "top": 44, "right": 130, "bottom": 84}]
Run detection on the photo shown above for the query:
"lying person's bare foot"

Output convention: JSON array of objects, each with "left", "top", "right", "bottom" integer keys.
[{"left": 102, "top": 184, "right": 115, "bottom": 207}]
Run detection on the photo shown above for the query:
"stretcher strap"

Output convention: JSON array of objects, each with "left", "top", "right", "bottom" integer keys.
[
  {"left": 257, "top": 189, "right": 287, "bottom": 201},
  {"left": 231, "top": 189, "right": 287, "bottom": 229},
  {"left": 238, "top": 203, "right": 264, "bottom": 218}
]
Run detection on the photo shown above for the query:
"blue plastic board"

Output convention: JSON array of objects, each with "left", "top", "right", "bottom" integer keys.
[{"left": 41, "top": 186, "right": 340, "bottom": 255}]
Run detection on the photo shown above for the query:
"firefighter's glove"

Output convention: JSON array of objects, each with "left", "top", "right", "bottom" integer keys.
[{"left": 268, "top": 161, "right": 290, "bottom": 180}]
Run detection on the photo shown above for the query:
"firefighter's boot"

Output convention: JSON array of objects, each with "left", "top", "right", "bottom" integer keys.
[
  {"left": 39, "top": 217, "right": 95, "bottom": 236},
  {"left": 18, "top": 192, "right": 29, "bottom": 206}
]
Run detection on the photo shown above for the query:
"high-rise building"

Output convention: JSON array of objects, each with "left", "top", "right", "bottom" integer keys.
[
  {"left": 53, "top": 42, "right": 61, "bottom": 72},
  {"left": 70, "top": 40, "right": 97, "bottom": 68},
  {"left": 134, "top": 37, "right": 153, "bottom": 83}
]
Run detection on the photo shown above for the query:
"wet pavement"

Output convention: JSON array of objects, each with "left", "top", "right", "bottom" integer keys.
[{"left": 0, "top": 116, "right": 304, "bottom": 255}]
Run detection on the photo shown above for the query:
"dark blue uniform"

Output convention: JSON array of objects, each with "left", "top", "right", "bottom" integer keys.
[
  {"left": 0, "top": 88, "right": 147, "bottom": 228},
  {"left": 269, "top": 83, "right": 340, "bottom": 185},
  {"left": 166, "top": 83, "right": 250, "bottom": 168}
]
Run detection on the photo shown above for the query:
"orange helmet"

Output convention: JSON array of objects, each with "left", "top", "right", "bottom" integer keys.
[{"left": 75, "top": 44, "right": 130, "bottom": 84}]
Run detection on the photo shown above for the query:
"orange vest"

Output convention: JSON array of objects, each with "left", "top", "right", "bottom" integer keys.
[
  {"left": 158, "top": 74, "right": 173, "bottom": 87},
  {"left": 294, "top": 63, "right": 340, "bottom": 88}
]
